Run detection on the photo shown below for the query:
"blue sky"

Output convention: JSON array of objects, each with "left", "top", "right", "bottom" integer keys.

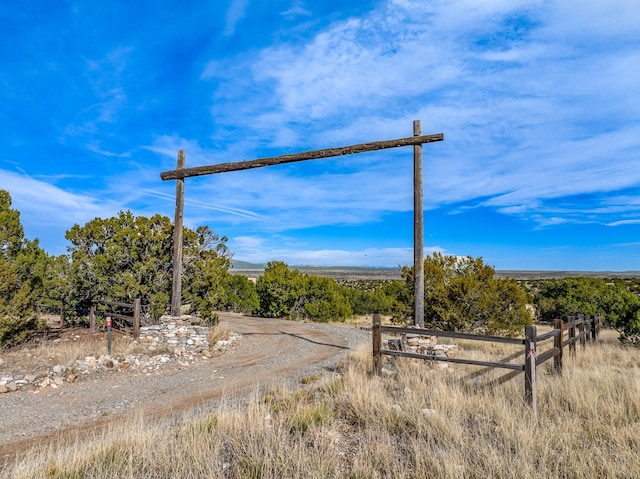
[{"left": 1, "top": 0, "right": 639, "bottom": 271}]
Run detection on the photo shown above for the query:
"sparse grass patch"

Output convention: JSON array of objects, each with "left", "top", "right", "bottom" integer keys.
[
  {"left": 207, "top": 326, "right": 230, "bottom": 345},
  {"left": 0, "top": 330, "right": 138, "bottom": 374},
  {"left": 300, "top": 373, "right": 320, "bottom": 384}
]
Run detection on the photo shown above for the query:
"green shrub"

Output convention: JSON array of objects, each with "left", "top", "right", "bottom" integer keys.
[{"left": 397, "top": 253, "right": 532, "bottom": 336}]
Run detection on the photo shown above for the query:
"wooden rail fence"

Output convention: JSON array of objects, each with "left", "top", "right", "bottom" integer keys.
[
  {"left": 89, "top": 299, "right": 141, "bottom": 340},
  {"left": 372, "top": 313, "right": 602, "bottom": 418}
]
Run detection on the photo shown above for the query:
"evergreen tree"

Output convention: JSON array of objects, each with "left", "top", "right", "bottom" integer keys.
[
  {"left": 0, "top": 190, "right": 48, "bottom": 345},
  {"left": 398, "top": 253, "right": 532, "bottom": 336}
]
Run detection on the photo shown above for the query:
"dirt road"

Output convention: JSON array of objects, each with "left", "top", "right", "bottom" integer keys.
[{"left": 0, "top": 314, "right": 370, "bottom": 465}]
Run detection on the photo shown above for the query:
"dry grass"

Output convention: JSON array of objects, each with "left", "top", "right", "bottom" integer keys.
[
  {"left": 0, "top": 330, "right": 140, "bottom": 374},
  {"left": 1, "top": 326, "right": 233, "bottom": 375},
  {"left": 208, "top": 325, "right": 231, "bottom": 344},
  {"left": 6, "top": 329, "right": 640, "bottom": 478}
]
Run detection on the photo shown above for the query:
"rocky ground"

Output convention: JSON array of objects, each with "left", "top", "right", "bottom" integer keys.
[
  {"left": 0, "top": 332, "right": 241, "bottom": 395},
  {"left": 0, "top": 313, "right": 371, "bottom": 466}
]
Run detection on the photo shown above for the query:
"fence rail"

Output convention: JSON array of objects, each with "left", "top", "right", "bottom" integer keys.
[
  {"left": 372, "top": 313, "right": 602, "bottom": 420},
  {"left": 89, "top": 299, "right": 141, "bottom": 340}
]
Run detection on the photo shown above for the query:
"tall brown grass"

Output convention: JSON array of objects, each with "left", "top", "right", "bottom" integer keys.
[{"left": 6, "top": 329, "right": 640, "bottom": 478}]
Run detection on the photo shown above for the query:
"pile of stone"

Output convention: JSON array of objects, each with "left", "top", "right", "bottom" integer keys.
[
  {"left": 1, "top": 363, "right": 80, "bottom": 394},
  {"left": 139, "top": 316, "right": 210, "bottom": 354},
  {"left": 386, "top": 334, "right": 457, "bottom": 358}
]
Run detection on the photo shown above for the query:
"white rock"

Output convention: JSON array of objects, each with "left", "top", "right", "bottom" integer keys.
[
  {"left": 84, "top": 356, "right": 99, "bottom": 369},
  {"left": 76, "top": 360, "right": 90, "bottom": 372}
]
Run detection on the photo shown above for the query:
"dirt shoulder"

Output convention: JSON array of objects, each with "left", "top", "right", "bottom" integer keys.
[{"left": 0, "top": 314, "right": 370, "bottom": 465}]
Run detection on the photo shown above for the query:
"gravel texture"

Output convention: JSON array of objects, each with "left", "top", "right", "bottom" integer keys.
[{"left": 0, "top": 313, "right": 370, "bottom": 464}]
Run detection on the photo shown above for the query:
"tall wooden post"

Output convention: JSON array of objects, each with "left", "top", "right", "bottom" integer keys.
[
  {"left": 133, "top": 298, "right": 141, "bottom": 340},
  {"left": 171, "top": 150, "right": 186, "bottom": 318},
  {"left": 524, "top": 325, "right": 538, "bottom": 423},
  {"left": 553, "top": 318, "right": 563, "bottom": 374},
  {"left": 592, "top": 315, "right": 600, "bottom": 341},
  {"left": 567, "top": 316, "right": 576, "bottom": 357},
  {"left": 89, "top": 304, "right": 96, "bottom": 332},
  {"left": 578, "top": 314, "right": 586, "bottom": 350},
  {"left": 372, "top": 313, "right": 382, "bottom": 375},
  {"left": 413, "top": 120, "right": 425, "bottom": 328}
]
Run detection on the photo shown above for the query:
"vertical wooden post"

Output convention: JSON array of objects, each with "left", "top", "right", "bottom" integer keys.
[
  {"left": 373, "top": 313, "right": 382, "bottom": 376},
  {"left": 568, "top": 316, "right": 576, "bottom": 357},
  {"left": 413, "top": 120, "right": 425, "bottom": 328},
  {"left": 554, "top": 319, "right": 563, "bottom": 375},
  {"left": 171, "top": 150, "right": 186, "bottom": 318},
  {"left": 89, "top": 304, "right": 96, "bottom": 332},
  {"left": 591, "top": 315, "right": 599, "bottom": 341},
  {"left": 578, "top": 314, "right": 586, "bottom": 350},
  {"left": 524, "top": 325, "right": 537, "bottom": 422},
  {"left": 585, "top": 315, "right": 592, "bottom": 341},
  {"left": 133, "top": 298, "right": 141, "bottom": 340}
]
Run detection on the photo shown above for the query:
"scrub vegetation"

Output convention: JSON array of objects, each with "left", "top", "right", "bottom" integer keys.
[{"left": 6, "top": 329, "right": 640, "bottom": 478}]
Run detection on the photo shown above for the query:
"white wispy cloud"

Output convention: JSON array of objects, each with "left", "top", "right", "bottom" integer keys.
[
  {"left": 281, "top": 1, "right": 311, "bottom": 18},
  {"left": 153, "top": 0, "right": 640, "bottom": 245},
  {"left": 607, "top": 220, "right": 640, "bottom": 227},
  {"left": 0, "top": 169, "right": 118, "bottom": 253},
  {"left": 203, "top": 0, "right": 640, "bottom": 232},
  {"left": 230, "top": 234, "right": 443, "bottom": 266},
  {"left": 224, "top": 0, "right": 249, "bottom": 37},
  {"left": 3, "top": 0, "right": 637, "bottom": 269}
]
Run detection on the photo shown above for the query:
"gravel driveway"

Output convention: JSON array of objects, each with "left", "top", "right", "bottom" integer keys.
[{"left": 0, "top": 314, "right": 370, "bottom": 465}]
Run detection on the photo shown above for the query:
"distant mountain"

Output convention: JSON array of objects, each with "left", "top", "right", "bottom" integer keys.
[
  {"left": 230, "top": 260, "right": 401, "bottom": 280},
  {"left": 230, "top": 260, "right": 640, "bottom": 281},
  {"left": 496, "top": 270, "right": 640, "bottom": 280}
]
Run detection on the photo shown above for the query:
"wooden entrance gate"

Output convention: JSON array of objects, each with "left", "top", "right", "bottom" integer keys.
[{"left": 160, "top": 121, "right": 444, "bottom": 324}]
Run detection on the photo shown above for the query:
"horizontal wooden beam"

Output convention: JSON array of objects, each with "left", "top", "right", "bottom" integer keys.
[
  {"left": 105, "top": 312, "right": 134, "bottom": 323},
  {"left": 380, "top": 325, "right": 524, "bottom": 345},
  {"left": 381, "top": 349, "right": 525, "bottom": 370},
  {"left": 536, "top": 347, "right": 559, "bottom": 366},
  {"left": 535, "top": 329, "right": 560, "bottom": 342},
  {"left": 160, "top": 133, "right": 444, "bottom": 180},
  {"left": 98, "top": 300, "right": 136, "bottom": 308}
]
